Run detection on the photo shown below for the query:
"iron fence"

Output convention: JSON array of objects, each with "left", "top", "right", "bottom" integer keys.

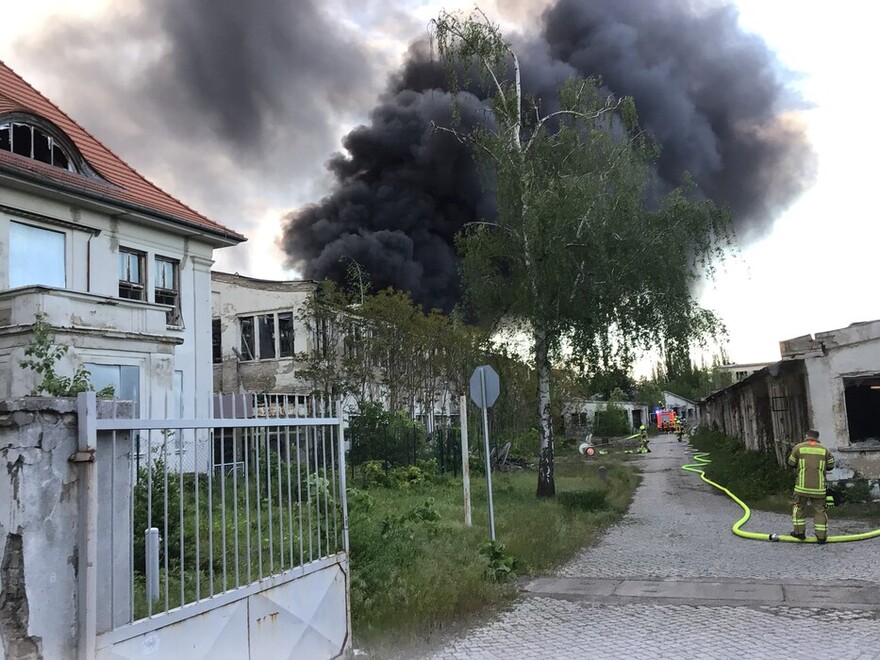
[{"left": 79, "top": 392, "right": 348, "bottom": 642}]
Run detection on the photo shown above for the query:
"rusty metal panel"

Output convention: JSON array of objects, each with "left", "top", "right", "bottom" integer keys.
[
  {"left": 96, "top": 598, "right": 249, "bottom": 660},
  {"left": 248, "top": 563, "right": 348, "bottom": 659}
]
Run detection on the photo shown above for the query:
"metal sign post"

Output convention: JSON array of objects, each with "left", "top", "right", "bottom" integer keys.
[{"left": 470, "top": 365, "right": 500, "bottom": 541}]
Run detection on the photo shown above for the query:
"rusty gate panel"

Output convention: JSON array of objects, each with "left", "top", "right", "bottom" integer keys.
[
  {"left": 248, "top": 563, "right": 348, "bottom": 659},
  {"left": 96, "top": 599, "right": 249, "bottom": 660}
]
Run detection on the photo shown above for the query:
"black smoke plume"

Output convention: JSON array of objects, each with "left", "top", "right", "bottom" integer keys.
[{"left": 281, "top": 0, "right": 814, "bottom": 311}]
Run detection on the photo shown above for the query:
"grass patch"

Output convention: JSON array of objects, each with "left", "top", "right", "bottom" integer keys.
[
  {"left": 350, "top": 455, "right": 637, "bottom": 654},
  {"left": 688, "top": 427, "right": 791, "bottom": 502}
]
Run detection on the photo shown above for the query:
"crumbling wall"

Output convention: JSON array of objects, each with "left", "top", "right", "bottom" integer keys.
[{"left": 0, "top": 399, "right": 79, "bottom": 660}]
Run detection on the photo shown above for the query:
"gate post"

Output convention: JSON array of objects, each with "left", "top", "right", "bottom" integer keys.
[
  {"left": 76, "top": 392, "right": 98, "bottom": 660},
  {"left": 336, "top": 399, "right": 349, "bottom": 555},
  {"left": 336, "top": 399, "right": 352, "bottom": 654}
]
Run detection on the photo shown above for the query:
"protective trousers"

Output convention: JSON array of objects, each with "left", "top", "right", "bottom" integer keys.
[{"left": 792, "top": 493, "right": 828, "bottom": 540}]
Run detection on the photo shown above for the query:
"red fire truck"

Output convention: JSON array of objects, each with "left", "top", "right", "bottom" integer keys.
[{"left": 656, "top": 410, "right": 677, "bottom": 432}]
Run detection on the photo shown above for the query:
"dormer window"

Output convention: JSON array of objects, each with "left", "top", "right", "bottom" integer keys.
[{"left": 0, "top": 120, "right": 76, "bottom": 172}]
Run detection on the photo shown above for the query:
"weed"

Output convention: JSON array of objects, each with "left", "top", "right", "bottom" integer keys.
[
  {"left": 479, "top": 540, "right": 517, "bottom": 582},
  {"left": 557, "top": 489, "right": 609, "bottom": 512},
  {"left": 19, "top": 312, "right": 114, "bottom": 397}
]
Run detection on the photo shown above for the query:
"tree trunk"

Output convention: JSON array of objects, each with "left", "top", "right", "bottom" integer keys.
[{"left": 535, "top": 323, "right": 555, "bottom": 498}]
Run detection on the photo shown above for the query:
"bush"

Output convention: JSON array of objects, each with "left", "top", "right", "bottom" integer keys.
[
  {"left": 479, "top": 540, "right": 517, "bottom": 582},
  {"left": 509, "top": 428, "right": 539, "bottom": 460},
  {"left": 557, "top": 489, "right": 610, "bottom": 512},
  {"left": 349, "top": 403, "right": 426, "bottom": 467},
  {"left": 688, "top": 427, "right": 791, "bottom": 501},
  {"left": 593, "top": 401, "right": 630, "bottom": 437}
]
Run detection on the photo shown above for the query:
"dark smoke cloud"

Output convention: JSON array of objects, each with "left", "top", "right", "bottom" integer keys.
[
  {"left": 282, "top": 0, "right": 814, "bottom": 310},
  {"left": 542, "top": 0, "right": 814, "bottom": 234}
]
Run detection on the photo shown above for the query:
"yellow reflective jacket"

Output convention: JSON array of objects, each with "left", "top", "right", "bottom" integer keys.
[{"left": 787, "top": 440, "right": 835, "bottom": 496}]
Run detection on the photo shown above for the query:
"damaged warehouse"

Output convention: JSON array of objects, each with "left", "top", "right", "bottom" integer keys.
[{"left": 700, "top": 319, "right": 880, "bottom": 492}]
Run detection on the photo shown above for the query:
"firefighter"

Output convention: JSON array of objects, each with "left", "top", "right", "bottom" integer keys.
[
  {"left": 674, "top": 418, "right": 684, "bottom": 442},
  {"left": 787, "top": 429, "right": 835, "bottom": 543},
  {"left": 638, "top": 424, "right": 650, "bottom": 453}
]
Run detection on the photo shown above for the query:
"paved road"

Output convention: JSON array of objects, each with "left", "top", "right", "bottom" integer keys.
[{"left": 430, "top": 435, "right": 880, "bottom": 659}]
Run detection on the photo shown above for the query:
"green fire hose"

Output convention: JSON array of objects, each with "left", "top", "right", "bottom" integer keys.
[{"left": 682, "top": 452, "right": 880, "bottom": 544}]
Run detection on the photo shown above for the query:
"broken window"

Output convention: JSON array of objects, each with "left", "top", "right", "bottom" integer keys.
[
  {"left": 9, "top": 221, "right": 66, "bottom": 288},
  {"left": 259, "top": 314, "right": 276, "bottom": 359},
  {"left": 240, "top": 317, "right": 255, "bottom": 361},
  {"left": 843, "top": 376, "right": 880, "bottom": 444},
  {"left": 154, "top": 256, "right": 181, "bottom": 325},
  {"left": 12, "top": 123, "right": 31, "bottom": 157},
  {"left": 0, "top": 121, "right": 76, "bottom": 171},
  {"left": 278, "top": 312, "right": 294, "bottom": 357},
  {"left": 212, "top": 318, "right": 222, "bottom": 364}
]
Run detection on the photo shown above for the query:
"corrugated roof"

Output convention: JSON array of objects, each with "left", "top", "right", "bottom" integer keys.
[{"left": 0, "top": 60, "right": 245, "bottom": 243}]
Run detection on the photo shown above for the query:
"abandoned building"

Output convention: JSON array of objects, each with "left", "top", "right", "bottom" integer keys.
[
  {"left": 661, "top": 390, "right": 697, "bottom": 423},
  {"left": 699, "top": 319, "right": 880, "bottom": 482},
  {"left": 211, "top": 271, "right": 462, "bottom": 430},
  {"left": 211, "top": 271, "right": 316, "bottom": 396},
  {"left": 0, "top": 60, "right": 245, "bottom": 417},
  {"left": 564, "top": 399, "right": 650, "bottom": 439}
]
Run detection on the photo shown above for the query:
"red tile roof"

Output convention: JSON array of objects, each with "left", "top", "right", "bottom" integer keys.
[{"left": 0, "top": 60, "right": 245, "bottom": 244}]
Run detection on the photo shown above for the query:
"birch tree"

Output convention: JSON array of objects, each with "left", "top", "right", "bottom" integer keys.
[{"left": 432, "top": 10, "right": 730, "bottom": 497}]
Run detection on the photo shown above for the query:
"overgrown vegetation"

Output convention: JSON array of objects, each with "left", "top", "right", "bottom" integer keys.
[
  {"left": 296, "top": 281, "right": 536, "bottom": 448},
  {"left": 349, "top": 456, "right": 637, "bottom": 653},
  {"left": 688, "top": 427, "right": 880, "bottom": 523},
  {"left": 19, "top": 312, "right": 114, "bottom": 397},
  {"left": 688, "top": 427, "right": 791, "bottom": 501},
  {"left": 592, "top": 399, "right": 631, "bottom": 438}
]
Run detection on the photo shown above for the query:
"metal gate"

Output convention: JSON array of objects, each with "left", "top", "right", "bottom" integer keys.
[{"left": 75, "top": 392, "right": 351, "bottom": 659}]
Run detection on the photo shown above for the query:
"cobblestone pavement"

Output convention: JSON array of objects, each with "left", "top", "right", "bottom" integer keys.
[{"left": 430, "top": 436, "right": 880, "bottom": 659}]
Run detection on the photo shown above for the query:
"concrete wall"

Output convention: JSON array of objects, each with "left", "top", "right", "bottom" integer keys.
[
  {"left": 795, "top": 323, "right": 880, "bottom": 479},
  {"left": 0, "top": 397, "right": 132, "bottom": 659}
]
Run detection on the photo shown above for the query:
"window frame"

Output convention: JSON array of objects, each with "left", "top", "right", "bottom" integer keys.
[
  {"left": 278, "top": 312, "right": 295, "bottom": 358},
  {"left": 154, "top": 255, "right": 181, "bottom": 326},
  {"left": 0, "top": 118, "right": 76, "bottom": 172},
  {"left": 237, "top": 311, "right": 296, "bottom": 361},
  {"left": 118, "top": 248, "right": 146, "bottom": 301},
  {"left": 8, "top": 220, "right": 67, "bottom": 289},
  {"left": 240, "top": 316, "right": 256, "bottom": 361},
  {"left": 212, "top": 318, "right": 223, "bottom": 364}
]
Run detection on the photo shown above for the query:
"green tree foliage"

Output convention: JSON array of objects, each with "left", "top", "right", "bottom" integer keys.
[
  {"left": 592, "top": 401, "right": 631, "bottom": 438},
  {"left": 432, "top": 10, "right": 730, "bottom": 497},
  {"left": 295, "top": 282, "right": 536, "bottom": 439},
  {"left": 19, "top": 313, "right": 113, "bottom": 397}
]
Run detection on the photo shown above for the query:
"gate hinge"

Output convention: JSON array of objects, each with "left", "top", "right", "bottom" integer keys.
[{"left": 69, "top": 449, "right": 96, "bottom": 463}]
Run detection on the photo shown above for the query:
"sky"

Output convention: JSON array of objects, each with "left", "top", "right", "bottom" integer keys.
[{"left": 2, "top": 0, "right": 879, "bottom": 366}]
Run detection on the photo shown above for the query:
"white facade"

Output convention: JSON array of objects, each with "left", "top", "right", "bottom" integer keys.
[
  {"left": 0, "top": 185, "right": 233, "bottom": 418},
  {"left": 717, "top": 362, "right": 772, "bottom": 382},
  {"left": 662, "top": 390, "right": 697, "bottom": 422}
]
